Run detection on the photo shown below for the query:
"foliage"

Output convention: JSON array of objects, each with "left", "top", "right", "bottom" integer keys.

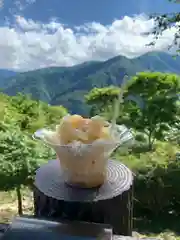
[
  {"left": 8, "top": 93, "right": 42, "bottom": 131},
  {"left": 86, "top": 72, "right": 180, "bottom": 149},
  {"left": 151, "top": 1, "right": 180, "bottom": 52},
  {"left": 0, "top": 124, "right": 55, "bottom": 214},
  {"left": 86, "top": 72, "right": 180, "bottom": 217},
  {"left": 38, "top": 103, "right": 68, "bottom": 128},
  {"left": 1, "top": 93, "right": 68, "bottom": 133},
  {"left": 123, "top": 72, "right": 180, "bottom": 148},
  {"left": 85, "top": 86, "right": 120, "bottom": 117},
  {"left": 114, "top": 141, "right": 180, "bottom": 217},
  {"left": 0, "top": 93, "right": 63, "bottom": 214},
  {"left": 0, "top": 93, "right": 62, "bottom": 181},
  {"left": 0, "top": 130, "right": 37, "bottom": 190},
  {"left": 165, "top": 116, "right": 180, "bottom": 144}
]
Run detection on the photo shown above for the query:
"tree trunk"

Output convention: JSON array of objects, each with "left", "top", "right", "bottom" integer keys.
[
  {"left": 16, "top": 186, "right": 23, "bottom": 216},
  {"left": 148, "top": 141, "right": 153, "bottom": 151},
  {"left": 147, "top": 131, "right": 154, "bottom": 151},
  {"left": 33, "top": 185, "right": 133, "bottom": 236}
]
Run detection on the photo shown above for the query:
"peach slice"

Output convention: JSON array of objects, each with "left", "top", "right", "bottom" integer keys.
[{"left": 69, "top": 115, "right": 84, "bottom": 128}]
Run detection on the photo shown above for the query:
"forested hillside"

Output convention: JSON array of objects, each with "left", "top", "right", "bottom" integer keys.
[{"left": 1, "top": 52, "right": 180, "bottom": 114}]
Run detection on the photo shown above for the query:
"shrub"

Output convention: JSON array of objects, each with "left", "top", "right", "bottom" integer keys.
[{"left": 114, "top": 142, "right": 180, "bottom": 217}]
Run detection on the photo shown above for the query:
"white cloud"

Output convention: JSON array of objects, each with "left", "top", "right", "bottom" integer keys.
[{"left": 0, "top": 15, "right": 178, "bottom": 71}]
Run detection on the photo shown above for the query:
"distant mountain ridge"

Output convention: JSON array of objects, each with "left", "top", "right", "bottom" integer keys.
[
  {"left": 0, "top": 70, "right": 17, "bottom": 88},
  {"left": 0, "top": 69, "right": 16, "bottom": 78},
  {"left": 0, "top": 52, "right": 180, "bottom": 114}
]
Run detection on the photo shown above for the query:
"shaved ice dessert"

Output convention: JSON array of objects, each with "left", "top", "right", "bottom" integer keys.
[{"left": 34, "top": 114, "right": 133, "bottom": 188}]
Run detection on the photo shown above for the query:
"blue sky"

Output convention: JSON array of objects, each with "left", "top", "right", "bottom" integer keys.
[
  {"left": 0, "top": 0, "right": 179, "bottom": 71},
  {"left": 1, "top": 0, "right": 178, "bottom": 25}
]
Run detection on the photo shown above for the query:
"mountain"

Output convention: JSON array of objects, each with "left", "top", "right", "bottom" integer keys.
[
  {"left": 0, "top": 69, "right": 17, "bottom": 78},
  {"left": 1, "top": 52, "right": 180, "bottom": 115},
  {"left": 0, "top": 70, "right": 17, "bottom": 89}
]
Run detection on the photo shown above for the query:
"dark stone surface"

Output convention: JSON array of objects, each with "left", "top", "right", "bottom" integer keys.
[
  {"left": 0, "top": 223, "right": 9, "bottom": 239},
  {"left": 1, "top": 217, "right": 112, "bottom": 240},
  {"left": 0, "top": 221, "right": 160, "bottom": 240}
]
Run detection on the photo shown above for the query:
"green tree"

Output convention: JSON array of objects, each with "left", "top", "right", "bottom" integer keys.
[
  {"left": 86, "top": 72, "right": 180, "bottom": 150},
  {"left": 166, "top": 111, "right": 180, "bottom": 144},
  {"left": 85, "top": 86, "right": 120, "bottom": 118},
  {"left": 9, "top": 93, "right": 42, "bottom": 132},
  {"left": 0, "top": 126, "right": 55, "bottom": 215},
  {"left": 151, "top": 1, "right": 180, "bottom": 52},
  {"left": 0, "top": 93, "right": 57, "bottom": 215},
  {"left": 8, "top": 93, "right": 68, "bottom": 133},
  {"left": 123, "top": 73, "right": 180, "bottom": 149}
]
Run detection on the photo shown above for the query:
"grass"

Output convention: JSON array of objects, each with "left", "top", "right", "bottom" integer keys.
[{"left": 0, "top": 188, "right": 33, "bottom": 223}]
